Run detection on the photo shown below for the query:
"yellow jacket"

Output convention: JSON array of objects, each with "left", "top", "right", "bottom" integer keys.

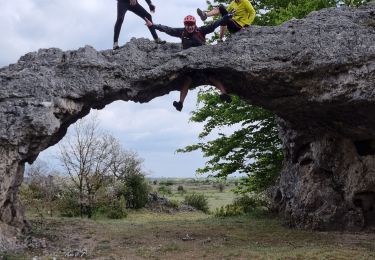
[{"left": 227, "top": 0, "right": 256, "bottom": 27}]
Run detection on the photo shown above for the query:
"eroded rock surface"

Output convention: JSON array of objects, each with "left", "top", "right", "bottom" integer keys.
[{"left": 0, "top": 3, "right": 374, "bottom": 249}]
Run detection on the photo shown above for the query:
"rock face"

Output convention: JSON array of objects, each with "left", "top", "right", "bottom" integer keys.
[{"left": 0, "top": 3, "right": 374, "bottom": 248}]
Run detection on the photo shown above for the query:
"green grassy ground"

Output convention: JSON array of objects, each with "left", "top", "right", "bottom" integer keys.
[
  {"left": 3, "top": 211, "right": 375, "bottom": 259},
  {"left": 4, "top": 182, "right": 375, "bottom": 259},
  {"left": 158, "top": 183, "right": 237, "bottom": 211}
]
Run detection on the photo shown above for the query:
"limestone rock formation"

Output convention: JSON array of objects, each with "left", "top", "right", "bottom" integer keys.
[{"left": 0, "top": 3, "right": 374, "bottom": 250}]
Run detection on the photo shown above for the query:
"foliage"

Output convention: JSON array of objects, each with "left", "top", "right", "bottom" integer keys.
[
  {"left": 120, "top": 172, "right": 150, "bottom": 209},
  {"left": 159, "top": 180, "right": 174, "bottom": 186},
  {"left": 21, "top": 160, "right": 60, "bottom": 217},
  {"left": 56, "top": 189, "right": 81, "bottom": 217},
  {"left": 105, "top": 196, "right": 128, "bottom": 219},
  {"left": 181, "top": 0, "right": 368, "bottom": 193},
  {"left": 183, "top": 193, "right": 209, "bottom": 213},
  {"left": 178, "top": 92, "right": 283, "bottom": 193},
  {"left": 169, "top": 199, "right": 181, "bottom": 209},
  {"left": 217, "top": 183, "right": 225, "bottom": 192},
  {"left": 158, "top": 185, "right": 172, "bottom": 195},
  {"left": 232, "top": 193, "right": 270, "bottom": 213},
  {"left": 177, "top": 185, "right": 185, "bottom": 193},
  {"left": 214, "top": 204, "right": 244, "bottom": 217}
]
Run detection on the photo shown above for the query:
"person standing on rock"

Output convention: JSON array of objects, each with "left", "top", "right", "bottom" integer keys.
[
  {"left": 145, "top": 15, "right": 232, "bottom": 112},
  {"left": 113, "top": 0, "right": 165, "bottom": 50},
  {"left": 197, "top": 0, "right": 256, "bottom": 42}
]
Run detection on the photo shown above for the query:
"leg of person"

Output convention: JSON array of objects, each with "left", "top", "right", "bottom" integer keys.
[
  {"left": 219, "top": 26, "right": 227, "bottom": 41},
  {"left": 129, "top": 3, "right": 165, "bottom": 43},
  {"left": 173, "top": 76, "right": 192, "bottom": 111},
  {"left": 113, "top": 0, "right": 128, "bottom": 50},
  {"left": 226, "top": 19, "right": 242, "bottom": 34},
  {"left": 209, "top": 76, "right": 232, "bottom": 103},
  {"left": 197, "top": 4, "right": 225, "bottom": 21}
]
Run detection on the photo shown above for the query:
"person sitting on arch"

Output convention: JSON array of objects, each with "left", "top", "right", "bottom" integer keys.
[
  {"left": 145, "top": 15, "right": 232, "bottom": 112},
  {"left": 197, "top": 0, "right": 256, "bottom": 42},
  {"left": 113, "top": 0, "right": 165, "bottom": 50}
]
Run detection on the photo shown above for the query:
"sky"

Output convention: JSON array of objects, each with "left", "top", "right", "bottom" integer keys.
[{"left": 0, "top": 0, "right": 232, "bottom": 178}]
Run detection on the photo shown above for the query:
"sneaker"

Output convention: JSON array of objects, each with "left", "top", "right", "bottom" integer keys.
[
  {"left": 113, "top": 42, "right": 119, "bottom": 50},
  {"left": 154, "top": 38, "right": 166, "bottom": 44},
  {"left": 173, "top": 101, "right": 183, "bottom": 111},
  {"left": 197, "top": 8, "right": 207, "bottom": 21},
  {"left": 220, "top": 93, "right": 232, "bottom": 103}
]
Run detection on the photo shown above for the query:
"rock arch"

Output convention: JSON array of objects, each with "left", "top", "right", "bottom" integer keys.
[{"left": 0, "top": 3, "right": 375, "bottom": 247}]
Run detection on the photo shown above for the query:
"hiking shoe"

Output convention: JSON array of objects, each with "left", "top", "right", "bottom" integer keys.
[
  {"left": 113, "top": 42, "right": 119, "bottom": 50},
  {"left": 155, "top": 38, "right": 166, "bottom": 44},
  {"left": 173, "top": 101, "right": 183, "bottom": 111},
  {"left": 197, "top": 8, "right": 207, "bottom": 21},
  {"left": 220, "top": 93, "right": 232, "bottom": 103}
]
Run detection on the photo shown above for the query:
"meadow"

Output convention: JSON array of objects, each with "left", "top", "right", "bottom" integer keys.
[{"left": 2, "top": 180, "right": 375, "bottom": 259}]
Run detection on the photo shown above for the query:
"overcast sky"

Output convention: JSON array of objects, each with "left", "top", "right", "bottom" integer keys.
[{"left": 0, "top": 0, "right": 233, "bottom": 178}]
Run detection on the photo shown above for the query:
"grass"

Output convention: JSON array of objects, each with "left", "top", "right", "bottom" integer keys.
[
  {"left": 9, "top": 182, "right": 375, "bottom": 259},
  {"left": 162, "top": 183, "right": 237, "bottom": 211},
  {"left": 6, "top": 211, "right": 375, "bottom": 259}
]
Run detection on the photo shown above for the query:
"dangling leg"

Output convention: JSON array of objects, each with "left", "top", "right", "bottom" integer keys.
[
  {"left": 113, "top": 1, "right": 128, "bottom": 50},
  {"left": 173, "top": 76, "right": 192, "bottom": 111},
  {"left": 209, "top": 76, "right": 232, "bottom": 103}
]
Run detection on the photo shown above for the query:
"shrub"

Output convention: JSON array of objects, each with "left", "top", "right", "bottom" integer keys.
[
  {"left": 158, "top": 185, "right": 172, "bottom": 195},
  {"left": 233, "top": 193, "right": 269, "bottom": 213},
  {"left": 214, "top": 204, "right": 244, "bottom": 217},
  {"left": 218, "top": 183, "right": 225, "bottom": 192},
  {"left": 159, "top": 180, "right": 174, "bottom": 186},
  {"left": 105, "top": 196, "right": 128, "bottom": 219},
  {"left": 177, "top": 185, "right": 185, "bottom": 193},
  {"left": 168, "top": 199, "right": 180, "bottom": 209},
  {"left": 183, "top": 193, "right": 209, "bottom": 213},
  {"left": 56, "top": 190, "right": 81, "bottom": 217},
  {"left": 123, "top": 173, "right": 150, "bottom": 209}
]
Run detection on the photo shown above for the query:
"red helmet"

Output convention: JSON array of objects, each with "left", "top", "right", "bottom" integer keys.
[{"left": 184, "top": 15, "right": 196, "bottom": 25}]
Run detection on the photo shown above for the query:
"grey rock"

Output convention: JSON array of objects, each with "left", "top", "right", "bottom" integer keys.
[{"left": 0, "top": 3, "right": 375, "bottom": 249}]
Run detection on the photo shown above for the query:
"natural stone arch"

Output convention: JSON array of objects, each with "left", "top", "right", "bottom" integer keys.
[{"left": 0, "top": 3, "right": 375, "bottom": 248}]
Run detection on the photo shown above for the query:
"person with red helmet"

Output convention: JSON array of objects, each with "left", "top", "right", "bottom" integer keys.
[{"left": 145, "top": 15, "right": 232, "bottom": 111}]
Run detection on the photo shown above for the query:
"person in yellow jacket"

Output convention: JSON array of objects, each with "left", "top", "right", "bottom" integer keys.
[{"left": 197, "top": 0, "right": 256, "bottom": 41}]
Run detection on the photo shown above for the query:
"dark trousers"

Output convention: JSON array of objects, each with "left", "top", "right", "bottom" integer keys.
[
  {"left": 218, "top": 4, "right": 242, "bottom": 34},
  {"left": 114, "top": 0, "right": 159, "bottom": 42}
]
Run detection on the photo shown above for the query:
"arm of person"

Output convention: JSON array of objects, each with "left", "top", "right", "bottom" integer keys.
[
  {"left": 226, "top": 1, "right": 235, "bottom": 13},
  {"left": 153, "top": 24, "right": 184, "bottom": 38},
  {"left": 243, "top": 0, "right": 256, "bottom": 21},
  {"left": 145, "top": 18, "right": 183, "bottom": 38}
]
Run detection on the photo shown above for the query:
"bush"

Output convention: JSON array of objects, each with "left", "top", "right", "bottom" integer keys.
[
  {"left": 158, "top": 185, "right": 172, "bottom": 195},
  {"left": 159, "top": 180, "right": 174, "bottom": 186},
  {"left": 233, "top": 193, "right": 269, "bottom": 213},
  {"left": 105, "top": 196, "right": 127, "bottom": 219},
  {"left": 183, "top": 193, "right": 209, "bottom": 213},
  {"left": 56, "top": 190, "right": 81, "bottom": 217},
  {"left": 214, "top": 204, "right": 243, "bottom": 217},
  {"left": 177, "top": 185, "right": 185, "bottom": 193},
  {"left": 168, "top": 199, "right": 180, "bottom": 209},
  {"left": 123, "top": 173, "right": 150, "bottom": 209},
  {"left": 218, "top": 183, "right": 225, "bottom": 192}
]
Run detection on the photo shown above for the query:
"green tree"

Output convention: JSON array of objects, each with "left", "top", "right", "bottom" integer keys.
[{"left": 181, "top": 0, "right": 368, "bottom": 193}]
